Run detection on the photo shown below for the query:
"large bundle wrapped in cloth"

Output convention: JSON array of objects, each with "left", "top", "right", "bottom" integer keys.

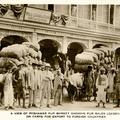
[
  {"left": 0, "top": 44, "right": 29, "bottom": 59},
  {"left": 0, "top": 43, "right": 42, "bottom": 61},
  {"left": 74, "top": 64, "right": 91, "bottom": 72},
  {"left": 75, "top": 52, "right": 94, "bottom": 65},
  {"left": 37, "top": 51, "right": 42, "bottom": 60},
  {"left": 22, "top": 42, "right": 40, "bottom": 52},
  {"left": 83, "top": 52, "right": 98, "bottom": 62},
  {"left": 28, "top": 48, "right": 38, "bottom": 58},
  {"left": 100, "top": 46, "right": 113, "bottom": 57},
  {"left": 28, "top": 48, "right": 42, "bottom": 59},
  {"left": 0, "top": 57, "right": 19, "bottom": 68},
  {"left": 85, "top": 48, "right": 103, "bottom": 60},
  {"left": 0, "top": 42, "right": 42, "bottom": 69},
  {"left": 96, "top": 47, "right": 110, "bottom": 57},
  {"left": 85, "top": 49, "right": 102, "bottom": 56}
]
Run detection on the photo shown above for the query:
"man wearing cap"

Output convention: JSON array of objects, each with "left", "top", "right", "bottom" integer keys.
[
  {"left": 40, "top": 63, "right": 53, "bottom": 108},
  {"left": 28, "top": 62, "right": 39, "bottom": 108},
  {"left": 114, "top": 65, "right": 120, "bottom": 107},
  {"left": 96, "top": 67, "right": 108, "bottom": 108}
]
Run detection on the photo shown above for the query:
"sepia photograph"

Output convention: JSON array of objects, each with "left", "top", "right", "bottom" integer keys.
[{"left": 0, "top": 3, "right": 120, "bottom": 119}]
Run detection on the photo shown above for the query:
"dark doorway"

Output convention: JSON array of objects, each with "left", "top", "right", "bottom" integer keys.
[
  {"left": 93, "top": 44, "right": 108, "bottom": 49},
  {"left": 39, "top": 39, "right": 60, "bottom": 64},
  {"left": 0, "top": 35, "right": 28, "bottom": 50},
  {"left": 67, "top": 42, "right": 85, "bottom": 67}
]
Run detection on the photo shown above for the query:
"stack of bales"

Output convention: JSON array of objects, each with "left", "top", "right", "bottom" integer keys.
[
  {"left": 95, "top": 46, "right": 114, "bottom": 65},
  {"left": 74, "top": 46, "right": 114, "bottom": 72},
  {"left": 0, "top": 42, "right": 42, "bottom": 70},
  {"left": 74, "top": 51, "right": 97, "bottom": 72}
]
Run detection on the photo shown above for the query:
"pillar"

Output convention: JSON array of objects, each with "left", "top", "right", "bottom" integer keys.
[
  {"left": 32, "top": 32, "right": 38, "bottom": 43},
  {"left": 62, "top": 36, "right": 68, "bottom": 54},
  {"left": 88, "top": 39, "right": 93, "bottom": 49}
]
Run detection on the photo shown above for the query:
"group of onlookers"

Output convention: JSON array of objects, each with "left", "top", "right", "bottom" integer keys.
[
  {"left": 81, "top": 63, "right": 120, "bottom": 108},
  {"left": 0, "top": 60, "right": 64, "bottom": 110},
  {"left": 0, "top": 58, "right": 120, "bottom": 110}
]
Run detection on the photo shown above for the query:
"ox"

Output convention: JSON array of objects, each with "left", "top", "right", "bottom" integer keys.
[{"left": 64, "top": 72, "right": 84, "bottom": 103}]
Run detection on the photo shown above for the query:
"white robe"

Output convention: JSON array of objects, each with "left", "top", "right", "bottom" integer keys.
[
  {"left": 3, "top": 73, "right": 14, "bottom": 107},
  {"left": 96, "top": 74, "right": 108, "bottom": 103},
  {"left": 107, "top": 72, "right": 115, "bottom": 93}
]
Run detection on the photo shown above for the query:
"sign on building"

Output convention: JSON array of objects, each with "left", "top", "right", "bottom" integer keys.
[{"left": 24, "top": 7, "right": 52, "bottom": 24}]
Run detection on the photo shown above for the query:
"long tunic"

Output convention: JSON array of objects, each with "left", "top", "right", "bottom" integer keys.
[
  {"left": 3, "top": 72, "right": 14, "bottom": 107},
  {"left": 28, "top": 67, "right": 39, "bottom": 91},
  {"left": 28, "top": 67, "right": 40, "bottom": 105},
  {"left": 107, "top": 72, "right": 115, "bottom": 93},
  {"left": 40, "top": 70, "right": 54, "bottom": 105},
  {"left": 96, "top": 74, "right": 108, "bottom": 103}
]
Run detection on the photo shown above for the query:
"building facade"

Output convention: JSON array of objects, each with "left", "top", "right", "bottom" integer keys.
[{"left": 0, "top": 4, "right": 120, "bottom": 65}]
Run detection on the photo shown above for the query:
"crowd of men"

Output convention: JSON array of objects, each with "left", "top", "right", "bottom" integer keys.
[
  {"left": 0, "top": 60, "right": 64, "bottom": 110},
  {"left": 0, "top": 57, "right": 120, "bottom": 110},
  {"left": 77, "top": 63, "right": 120, "bottom": 108}
]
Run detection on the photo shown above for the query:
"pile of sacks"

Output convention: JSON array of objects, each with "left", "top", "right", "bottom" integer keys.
[
  {"left": 74, "top": 51, "right": 96, "bottom": 72},
  {"left": 0, "top": 42, "right": 42, "bottom": 69},
  {"left": 74, "top": 46, "right": 114, "bottom": 72}
]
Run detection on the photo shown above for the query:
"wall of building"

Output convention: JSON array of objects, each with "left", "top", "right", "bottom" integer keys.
[{"left": 0, "top": 4, "right": 120, "bottom": 53}]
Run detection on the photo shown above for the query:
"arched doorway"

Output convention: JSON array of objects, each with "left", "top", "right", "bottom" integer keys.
[
  {"left": 67, "top": 42, "right": 86, "bottom": 67},
  {"left": 38, "top": 39, "right": 61, "bottom": 64},
  {"left": 0, "top": 35, "right": 28, "bottom": 50}
]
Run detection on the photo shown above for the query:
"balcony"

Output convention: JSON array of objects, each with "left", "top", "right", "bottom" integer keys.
[{"left": 50, "top": 13, "right": 120, "bottom": 36}]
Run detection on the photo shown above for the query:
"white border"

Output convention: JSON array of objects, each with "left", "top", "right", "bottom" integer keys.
[
  {"left": 0, "top": 1, "right": 120, "bottom": 120},
  {"left": 0, "top": 0, "right": 120, "bottom": 4}
]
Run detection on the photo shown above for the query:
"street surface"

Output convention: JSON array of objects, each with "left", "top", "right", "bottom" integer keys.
[{"left": 0, "top": 97, "right": 119, "bottom": 111}]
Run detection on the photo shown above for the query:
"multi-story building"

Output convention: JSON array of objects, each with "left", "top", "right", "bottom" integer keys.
[{"left": 0, "top": 4, "right": 120, "bottom": 66}]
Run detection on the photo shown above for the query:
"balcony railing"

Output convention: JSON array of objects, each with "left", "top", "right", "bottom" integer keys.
[{"left": 51, "top": 14, "right": 120, "bottom": 35}]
